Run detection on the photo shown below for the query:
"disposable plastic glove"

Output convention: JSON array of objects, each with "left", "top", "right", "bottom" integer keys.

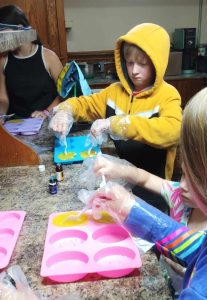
[
  {"left": 84, "top": 132, "right": 101, "bottom": 149},
  {"left": 90, "top": 115, "right": 131, "bottom": 145},
  {"left": 79, "top": 154, "right": 134, "bottom": 191},
  {"left": 49, "top": 109, "right": 74, "bottom": 138},
  {"left": 90, "top": 184, "right": 136, "bottom": 222},
  {"left": 90, "top": 118, "right": 110, "bottom": 145},
  {"left": 110, "top": 115, "right": 131, "bottom": 141},
  {"left": 93, "top": 155, "right": 128, "bottom": 180},
  {"left": 91, "top": 118, "right": 111, "bottom": 136}
]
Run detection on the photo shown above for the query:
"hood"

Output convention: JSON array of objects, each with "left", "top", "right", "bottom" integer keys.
[{"left": 114, "top": 23, "right": 170, "bottom": 95}]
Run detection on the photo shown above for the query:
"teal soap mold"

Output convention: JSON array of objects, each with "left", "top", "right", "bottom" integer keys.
[{"left": 54, "top": 135, "right": 101, "bottom": 164}]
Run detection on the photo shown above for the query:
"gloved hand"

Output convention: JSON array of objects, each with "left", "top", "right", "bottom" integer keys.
[
  {"left": 93, "top": 155, "right": 127, "bottom": 180},
  {"left": 90, "top": 118, "right": 110, "bottom": 145},
  {"left": 90, "top": 184, "right": 136, "bottom": 222},
  {"left": 30, "top": 110, "right": 48, "bottom": 119},
  {"left": 49, "top": 109, "right": 74, "bottom": 138}
]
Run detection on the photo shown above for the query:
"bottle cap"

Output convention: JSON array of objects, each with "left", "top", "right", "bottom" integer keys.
[
  {"left": 49, "top": 175, "right": 56, "bottom": 183},
  {"left": 38, "top": 165, "right": 45, "bottom": 172}
]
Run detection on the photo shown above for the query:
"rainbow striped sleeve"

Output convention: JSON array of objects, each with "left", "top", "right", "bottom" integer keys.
[
  {"left": 124, "top": 198, "right": 206, "bottom": 266},
  {"left": 156, "top": 228, "right": 206, "bottom": 266}
]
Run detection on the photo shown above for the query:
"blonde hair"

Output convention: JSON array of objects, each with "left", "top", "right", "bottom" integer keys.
[
  {"left": 181, "top": 87, "right": 207, "bottom": 202},
  {"left": 123, "top": 42, "right": 148, "bottom": 63}
]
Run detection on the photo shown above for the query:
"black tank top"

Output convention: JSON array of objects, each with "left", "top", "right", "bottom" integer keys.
[{"left": 4, "top": 45, "right": 58, "bottom": 117}]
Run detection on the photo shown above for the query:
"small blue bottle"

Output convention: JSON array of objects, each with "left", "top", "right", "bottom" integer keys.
[{"left": 49, "top": 175, "right": 57, "bottom": 194}]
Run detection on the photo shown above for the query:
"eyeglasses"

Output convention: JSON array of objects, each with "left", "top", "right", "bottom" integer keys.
[{"left": 0, "top": 23, "right": 31, "bottom": 31}]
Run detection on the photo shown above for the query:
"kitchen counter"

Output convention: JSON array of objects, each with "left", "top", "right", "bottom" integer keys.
[
  {"left": 87, "top": 72, "right": 207, "bottom": 89},
  {"left": 0, "top": 121, "right": 172, "bottom": 300},
  {"left": 165, "top": 72, "right": 207, "bottom": 80}
]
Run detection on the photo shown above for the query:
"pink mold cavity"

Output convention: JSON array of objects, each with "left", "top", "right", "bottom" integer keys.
[
  {"left": 0, "top": 228, "right": 15, "bottom": 239},
  {"left": 0, "top": 247, "right": 7, "bottom": 257},
  {"left": 49, "top": 229, "right": 88, "bottom": 247},
  {"left": 92, "top": 225, "right": 129, "bottom": 243},
  {"left": 0, "top": 212, "right": 21, "bottom": 224},
  {"left": 94, "top": 246, "right": 136, "bottom": 263},
  {"left": 94, "top": 246, "right": 136, "bottom": 278},
  {"left": 45, "top": 251, "right": 89, "bottom": 282},
  {"left": 46, "top": 251, "right": 89, "bottom": 268}
]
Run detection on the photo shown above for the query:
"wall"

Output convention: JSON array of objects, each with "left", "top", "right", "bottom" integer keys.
[{"left": 64, "top": 0, "right": 207, "bottom": 52}]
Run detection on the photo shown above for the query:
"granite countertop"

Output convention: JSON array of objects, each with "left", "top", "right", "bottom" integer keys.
[{"left": 0, "top": 121, "right": 172, "bottom": 300}]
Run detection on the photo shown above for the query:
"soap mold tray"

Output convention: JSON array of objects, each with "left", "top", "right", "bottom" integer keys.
[
  {"left": 41, "top": 211, "right": 142, "bottom": 283},
  {"left": 0, "top": 211, "right": 26, "bottom": 269},
  {"left": 54, "top": 135, "right": 101, "bottom": 164}
]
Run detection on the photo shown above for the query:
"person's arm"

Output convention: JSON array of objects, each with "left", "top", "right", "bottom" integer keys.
[
  {"left": 93, "top": 155, "right": 163, "bottom": 194},
  {"left": 128, "top": 200, "right": 207, "bottom": 299},
  {"left": 49, "top": 82, "right": 114, "bottom": 136},
  {"left": 110, "top": 85, "right": 182, "bottom": 147},
  {"left": 44, "top": 48, "right": 63, "bottom": 112},
  {"left": 89, "top": 84, "right": 182, "bottom": 146},
  {"left": 0, "top": 57, "right": 9, "bottom": 123},
  {"left": 124, "top": 197, "right": 205, "bottom": 267},
  {"left": 31, "top": 48, "right": 63, "bottom": 118},
  {"left": 92, "top": 185, "right": 205, "bottom": 267},
  {"left": 93, "top": 156, "right": 182, "bottom": 215},
  {"left": 56, "top": 83, "right": 116, "bottom": 122}
]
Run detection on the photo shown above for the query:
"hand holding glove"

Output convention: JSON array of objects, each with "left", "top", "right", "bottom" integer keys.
[
  {"left": 91, "top": 115, "right": 131, "bottom": 144},
  {"left": 90, "top": 184, "right": 135, "bottom": 222},
  {"left": 90, "top": 118, "right": 110, "bottom": 145},
  {"left": 49, "top": 109, "right": 74, "bottom": 138},
  {"left": 91, "top": 118, "right": 111, "bottom": 136},
  {"left": 30, "top": 110, "right": 48, "bottom": 119},
  {"left": 93, "top": 155, "right": 126, "bottom": 180}
]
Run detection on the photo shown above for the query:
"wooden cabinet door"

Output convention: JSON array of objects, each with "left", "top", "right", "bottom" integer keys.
[
  {"left": 167, "top": 78, "right": 205, "bottom": 108},
  {"left": 0, "top": 0, "right": 67, "bottom": 63}
]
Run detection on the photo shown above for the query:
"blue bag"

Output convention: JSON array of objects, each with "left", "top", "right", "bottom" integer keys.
[{"left": 57, "top": 60, "right": 92, "bottom": 98}]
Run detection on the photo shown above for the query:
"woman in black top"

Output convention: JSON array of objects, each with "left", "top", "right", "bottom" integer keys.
[{"left": 0, "top": 5, "right": 63, "bottom": 121}]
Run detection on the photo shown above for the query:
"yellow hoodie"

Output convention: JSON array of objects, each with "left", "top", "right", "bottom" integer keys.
[{"left": 58, "top": 23, "right": 182, "bottom": 180}]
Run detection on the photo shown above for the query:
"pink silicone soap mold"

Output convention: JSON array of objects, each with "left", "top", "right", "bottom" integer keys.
[
  {"left": 0, "top": 211, "right": 26, "bottom": 269},
  {"left": 41, "top": 211, "right": 142, "bottom": 283}
]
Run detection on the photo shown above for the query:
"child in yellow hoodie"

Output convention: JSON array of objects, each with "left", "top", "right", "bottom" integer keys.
[{"left": 50, "top": 23, "right": 182, "bottom": 212}]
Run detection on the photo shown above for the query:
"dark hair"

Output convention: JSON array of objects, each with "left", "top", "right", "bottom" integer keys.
[
  {"left": 0, "top": 5, "right": 41, "bottom": 45},
  {"left": 0, "top": 5, "right": 30, "bottom": 27}
]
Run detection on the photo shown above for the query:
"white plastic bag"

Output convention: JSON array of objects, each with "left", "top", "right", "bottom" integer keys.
[{"left": 0, "top": 265, "right": 41, "bottom": 300}]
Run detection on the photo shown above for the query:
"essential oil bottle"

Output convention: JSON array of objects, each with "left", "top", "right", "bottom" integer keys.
[
  {"left": 49, "top": 175, "right": 57, "bottom": 194},
  {"left": 55, "top": 163, "right": 64, "bottom": 182}
]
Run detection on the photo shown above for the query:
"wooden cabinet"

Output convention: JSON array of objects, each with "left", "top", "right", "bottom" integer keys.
[
  {"left": 0, "top": 0, "right": 67, "bottom": 63},
  {"left": 168, "top": 76, "right": 207, "bottom": 180},
  {"left": 167, "top": 77, "right": 206, "bottom": 108}
]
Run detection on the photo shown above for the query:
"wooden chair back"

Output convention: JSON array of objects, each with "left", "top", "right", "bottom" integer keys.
[{"left": 0, "top": 125, "right": 40, "bottom": 167}]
